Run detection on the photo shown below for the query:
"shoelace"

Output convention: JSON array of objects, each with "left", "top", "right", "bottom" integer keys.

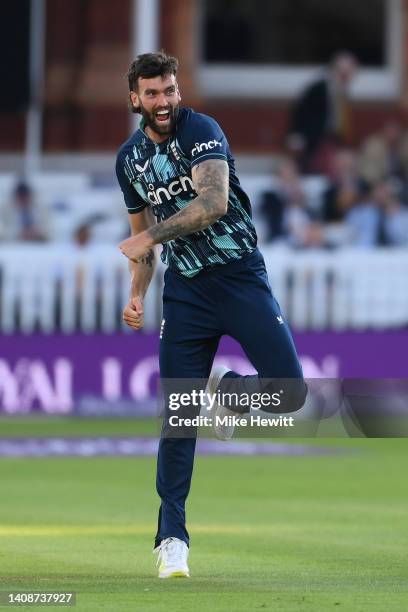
[{"left": 154, "top": 537, "right": 184, "bottom": 567}]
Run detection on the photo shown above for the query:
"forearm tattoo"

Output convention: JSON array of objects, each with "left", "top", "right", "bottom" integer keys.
[
  {"left": 147, "top": 160, "right": 229, "bottom": 245},
  {"left": 133, "top": 249, "right": 155, "bottom": 268}
]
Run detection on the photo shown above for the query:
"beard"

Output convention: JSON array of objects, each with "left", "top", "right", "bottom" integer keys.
[{"left": 139, "top": 102, "right": 180, "bottom": 137}]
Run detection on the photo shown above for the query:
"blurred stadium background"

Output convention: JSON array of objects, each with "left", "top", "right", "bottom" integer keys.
[
  {"left": 1, "top": 3, "right": 408, "bottom": 609},
  {"left": 1, "top": 0, "right": 408, "bottom": 415}
]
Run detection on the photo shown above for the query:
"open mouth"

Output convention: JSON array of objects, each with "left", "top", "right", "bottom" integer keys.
[{"left": 155, "top": 109, "right": 171, "bottom": 123}]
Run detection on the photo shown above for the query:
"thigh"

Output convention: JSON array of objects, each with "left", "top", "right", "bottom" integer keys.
[
  {"left": 221, "top": 261, "right": 302, "bottom": 379},
  {"left": 160, "top": 326, "right": 220, "bottom": 379},
  {"left": 159, "top": 290, "right": 220, "bottom": 436},
  {"left": 160, "top": 273, "right": 221, "bottom": 379}
]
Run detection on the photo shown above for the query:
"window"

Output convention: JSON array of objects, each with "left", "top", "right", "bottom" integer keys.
[
  {"left": 0, "top": 1, "right": 30, "bottom": 110},
  {"left": 198, "top": 0, "right": 402, "bottom": 99}
]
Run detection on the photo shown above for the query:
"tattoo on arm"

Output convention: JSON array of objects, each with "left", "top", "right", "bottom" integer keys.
[
  {"left": 146, "top": 160, "right": 229, "bottom": 245},
  {"left": 129, "top": 248, "right": 155, "bottom": 298},
  {"left": 133, "top": 249, "right": 155, "bottom": 267}
]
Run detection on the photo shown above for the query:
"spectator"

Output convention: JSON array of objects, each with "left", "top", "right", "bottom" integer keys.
[
  {"left": 74, "top": 222, "right": 92, "bottom": 248},
  {"left": 1, "top": 180, "right": 50, "bottom": 242},
  {"left": 359, "top": 120, "right": 408, "bottom": 187},
  {"left": 374, "top": 180, "right": 408, "bottom": 246},
  {"left": 260, "top": 158, "right": 324, "bottom": 248},
  {"left": 345, "top": 185, "right": 380, "bottom": 248},
  {"left": 72, "top": 222, "right": 93, "bottom": 299},
  {"left": 322, "top": 149, "right": 366, "bottom": 222},
  {"left": 287, "top": 52, "right": 358, "bottom": 174},
  {"left": 346, "top": 180, "right": 408, "bottom": 247}
]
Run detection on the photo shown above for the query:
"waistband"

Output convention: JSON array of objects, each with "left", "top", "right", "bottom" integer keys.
[{"left": 166, "top": 248, "right": 262, "bottom": 280}]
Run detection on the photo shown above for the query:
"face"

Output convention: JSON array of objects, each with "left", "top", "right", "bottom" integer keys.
[
  {"left": 333, "top": 150, "right": 355, "bottom": 177},
  {"left": 373, "top": 181, "right": 394, "bottom": 205},
  {"left": 279, "top": 159, "right": 299, "bottom": 183},
  {"left": 130, "top": 74, "right": 181, "bottom": 142},
  {"left": 333, "top": 55, "right": 357, "bottom": 89}
]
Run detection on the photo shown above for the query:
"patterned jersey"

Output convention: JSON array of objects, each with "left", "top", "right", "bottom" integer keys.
[{"left": 116, "top": 107, "right": 257, "bottom": 277}]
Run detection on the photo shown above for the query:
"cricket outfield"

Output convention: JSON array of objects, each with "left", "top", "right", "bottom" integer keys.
[{"left": 0, "top": 419, "right": 406, "bottom": 611}]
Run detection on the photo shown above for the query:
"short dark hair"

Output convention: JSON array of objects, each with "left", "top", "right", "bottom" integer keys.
[
  {"left": 127, "top": 51, "right": 178, "bottom": 114},
  {"left": 127, "top": 51, "right": 178, "bottom": 91}
]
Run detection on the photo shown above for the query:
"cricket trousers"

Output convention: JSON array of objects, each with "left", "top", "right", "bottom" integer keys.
[{"left": 154, "top": 248, "right": 306, "bottom": 548}]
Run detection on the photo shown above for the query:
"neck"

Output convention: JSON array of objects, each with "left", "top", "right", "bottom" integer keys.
[{"left": 145, "top": 125, "right": 172, "bottom": 144}]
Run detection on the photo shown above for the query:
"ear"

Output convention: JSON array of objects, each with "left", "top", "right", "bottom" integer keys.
[{"left": 129, "top": 91, "right": 140, "bottom": 113}]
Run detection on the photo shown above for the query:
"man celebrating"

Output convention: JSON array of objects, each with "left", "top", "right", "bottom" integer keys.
[{"left": 116, "top": 52, "right": 306, "bottom": 579}]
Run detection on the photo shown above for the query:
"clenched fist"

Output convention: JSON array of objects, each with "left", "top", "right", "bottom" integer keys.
[
  {"left": 123, "top": 296, "right": 144, "bottom": 330},
  {"left": 119, "top": 232, "right": 153, "bottom": 263}
]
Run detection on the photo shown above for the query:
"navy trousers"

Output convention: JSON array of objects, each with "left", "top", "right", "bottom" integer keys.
[{"left": 155, "top": 249, "right": 305, "bottom": 547}]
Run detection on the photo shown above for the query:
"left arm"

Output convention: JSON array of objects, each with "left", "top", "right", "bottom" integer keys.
[{"left": 118, "top": 159, "right": 229, "bottom": 261}]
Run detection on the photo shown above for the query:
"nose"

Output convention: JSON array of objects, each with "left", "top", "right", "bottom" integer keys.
[{"left": 156, "top": 92, "right": 169, "bottom": 107}]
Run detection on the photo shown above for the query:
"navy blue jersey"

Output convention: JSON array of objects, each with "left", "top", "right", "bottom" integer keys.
[{"left": 116, "top": 107, "right": 257, "bottom": 277}]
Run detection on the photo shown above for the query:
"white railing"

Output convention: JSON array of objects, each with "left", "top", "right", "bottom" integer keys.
[
  {"left": 264, "top": 246, "right": 408, "bottom": 330},
  {"left": 0, "top": 244, "right": 407, "bottom": 332},
  {"left": 0, "top": 244, "right": 163, "bottom": 334}
]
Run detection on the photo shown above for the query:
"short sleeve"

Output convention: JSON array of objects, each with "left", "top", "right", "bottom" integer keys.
[
  {"left": 115, "top": 152, "right": 147, "bottom": 214},
  {"left": 179, "top": 112, "right": 229, "bottom": 169}
]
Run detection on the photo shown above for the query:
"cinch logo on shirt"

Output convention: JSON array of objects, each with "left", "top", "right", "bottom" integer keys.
[
  {"left": 147, "top": 176, "right": 195, "bottom": 205},
  {"left": 191, "top": 139, "right": 222, "bottom": 157}
]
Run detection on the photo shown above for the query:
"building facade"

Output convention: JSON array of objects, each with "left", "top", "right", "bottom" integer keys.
[{"left": 1, "top": 0, "right": 407, "bottom": 154}]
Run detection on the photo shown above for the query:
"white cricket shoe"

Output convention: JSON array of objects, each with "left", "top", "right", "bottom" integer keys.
[
  {"left": 204, "top": 365, "right": 240, "bottom": 441},
  {"left": 154, "top": 537, "right": 190, "bottom": 578}
]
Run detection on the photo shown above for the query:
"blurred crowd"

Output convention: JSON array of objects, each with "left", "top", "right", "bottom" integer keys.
[
  {"left": 260, "top": 142, "right": 408, "bottom": 249},
  {"left": 0, "top": 179, "right": 128, "bottom": 248},
  {"left": 1, "top": 51, "right": 407, "bottom": 251},
  {"left": 261, "top": 52, "right": 408, "bottom": 248},
  {"left": 0, "top": 181, "right": 50, "bottom": 243}
]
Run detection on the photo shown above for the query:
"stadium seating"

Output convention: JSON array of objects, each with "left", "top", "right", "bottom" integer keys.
[{"left": 1, "top": 172, "right": 407, "bottom": 333}]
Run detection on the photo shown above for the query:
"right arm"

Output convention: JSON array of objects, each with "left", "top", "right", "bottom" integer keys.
[
  {"left": 123, "top": 207, "right": 157, "bottom": 331},
  {"left": 115, "top": 151, "right": 157, "bottom": 330},
  {"left": 118, "top": 159, "right": 228, "bottom": 262}
]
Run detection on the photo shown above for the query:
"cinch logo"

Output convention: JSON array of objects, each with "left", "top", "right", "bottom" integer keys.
[
  {"left": 191, "top": 140, "right": 222, "bottom": 157},
  {"left": 147, "top": 176, "right": 195, "bottom": 205}
]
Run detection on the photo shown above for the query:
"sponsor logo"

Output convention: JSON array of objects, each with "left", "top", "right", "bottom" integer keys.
[
  {"left": 0, "top": 359, "right": 73, "bottom": 413},
  {"left": 170, "top": 140, "right": 181, "bottom": 161},
  {"left": 191, "top": 139, "right": 222, "bottom": 157},
  {"left": 147, "top": 176, "right": 195, "bottom": 205},
  {"left": 135, "top": 159, "right": 149, "bottom": 173},
  {"left": 159, "top": 318, "right": 166, "bottom": 339}
]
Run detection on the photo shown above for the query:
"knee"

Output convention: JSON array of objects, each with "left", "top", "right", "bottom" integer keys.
[
  {"left": 285, "top": 380, "right": 308, "bottom": 413},
  {"left": 262, "top": 379, "right": 308, "bottom": 414}
]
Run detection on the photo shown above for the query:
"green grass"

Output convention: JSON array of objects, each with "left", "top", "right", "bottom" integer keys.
[
  {"left": 0, "top": 420, "right": 407, "bottom": 611},
  {"left": 0, "top": 417, "right": 158, "bottom": 438}
]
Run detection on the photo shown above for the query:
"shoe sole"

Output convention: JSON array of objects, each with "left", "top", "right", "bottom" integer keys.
[
  {"left": 159, "top": 571, "right": 190, "bottom": 579},
  {"left": 204, "top": 366, "right": 235, "bottom": 441}
]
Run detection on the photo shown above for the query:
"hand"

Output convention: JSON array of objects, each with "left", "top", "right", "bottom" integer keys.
[
  {"left": 123, "top": 296, "right": 144, "bottom": 331},
  {"left": 118, "top": 232, "right": 154, "bottom": 262}
]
